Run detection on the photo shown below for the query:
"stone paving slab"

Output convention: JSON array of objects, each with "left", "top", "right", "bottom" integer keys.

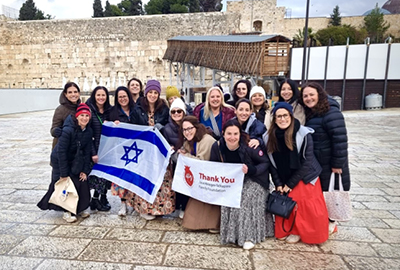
[{"left": 0, "top": 109, "right": 400, "bottom": 269}]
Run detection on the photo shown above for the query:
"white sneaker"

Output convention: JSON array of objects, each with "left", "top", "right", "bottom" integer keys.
[
  {"left": 243, "top": 241, "right": 255, "bottom": 250},
  {"left": 329, "top": 221, "right": 338, "bottom": 234},
  {"left": 79, "top": 210, "right": 90, "bottom": 218},
  {"left": 277, "top": 236, "right": 288, "bottom": 241},
  {"left": 118, "top": 203, "right": 127, "bottom": 217},
  {"left": 179, "top": 210, "right": 185, "bottom": 219},
  {"left": 285, "top": 234, "right": 300, "bottom": 244},
  {"left": 140, "top": 213, "right": 156, "bottom": 220},
  {"left": 63, "top": 212, "right": 77, "bottom": 223},
  {"left": 209, "top": 229, "right": 220, "bottom": 234}
]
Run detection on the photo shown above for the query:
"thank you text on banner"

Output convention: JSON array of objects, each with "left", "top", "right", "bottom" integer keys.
[{"left": 172, "top": 155, "right": 245, "bottom": 208}]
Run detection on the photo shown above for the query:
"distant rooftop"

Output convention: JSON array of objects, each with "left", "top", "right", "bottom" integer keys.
[{"left": 362, "top": 8, "right": 392, "bottom": 16}]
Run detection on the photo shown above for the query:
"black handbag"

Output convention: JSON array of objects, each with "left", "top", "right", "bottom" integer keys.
[{"left": 266, "top": 190, "right": 298, "bottom": 232}]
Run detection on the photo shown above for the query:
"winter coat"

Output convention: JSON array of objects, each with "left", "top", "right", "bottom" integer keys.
[
  {"left": 132, "top": 101, "right": 169, "bottom": 128},
  {"left": 193, "top": 103, "right": 235, "bottom": 138},
  {"left": 108, "top": 105, "right": 135, "bottom": 124},
  {"left": 291, "top": 100, "right": 306, "bottom": 125},
  {"left": 305, "top": 97, "right": 350, "bottom": 191},
  {"left": 50, "top": 92, "right": 81, "bottom": 148},
  {"left": 162, "top": 117, "right": 181, "bottom": 149},
  {"left": 51, "top": 115, "right": 93, "bottom": 177},
  {"left": 233, "top": 113, "right": 267, "bottom": 147},
  {"left": 182, "top": 134, "right": 216, "bottom": 161},
  {"left": 263, "top": 126, "right": 322, "bottom": 189},
  {"left": 86, "top": 98, "right": 113, "bottom": 156},
  {"left": 210, "top": 138, "right": 274, "bottom": 191}
]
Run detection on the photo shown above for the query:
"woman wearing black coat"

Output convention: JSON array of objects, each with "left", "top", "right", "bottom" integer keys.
[
  {"left": 86, "top": 86, "right": 113, "bottom": 212},
  {"left": 210, "top": 119, "right": 274, "bottom": 250},
  {"left": 300, "top": 82, "right": 350, "bottom": 234},
  {"left": 38, "top": 104, "right": 93, "bottom": 223}
]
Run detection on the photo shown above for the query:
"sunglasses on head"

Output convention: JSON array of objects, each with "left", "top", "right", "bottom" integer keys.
[{"left": 171, "top": 109, "right": 183, "bottom": 114}]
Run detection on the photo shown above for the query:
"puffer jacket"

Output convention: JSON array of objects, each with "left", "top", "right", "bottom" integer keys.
[
  {"left": 86, "top": 97, "right": 113, "bottom": 156},
  {"left": 51, "top": 115, "right": 93, "bottom": 177},
  {"left": 234, "top": 113, "right": 267, "bottom": 147},
  {"left": 162, "top": 117, "right": 181, "bottom": 149},
  {"left": 305, "top": 97, "right": 350, "bottom": 191},
  {"left": 108, "top": 105, "right": 135, "bottom": 124},
  {"left": 50, "top": 92, "right": 81, "bottom": 148}
]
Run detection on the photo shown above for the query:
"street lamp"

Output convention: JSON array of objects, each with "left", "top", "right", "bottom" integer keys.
[{"left": 301, "top": 0, "right": 310, "bottom": 85}]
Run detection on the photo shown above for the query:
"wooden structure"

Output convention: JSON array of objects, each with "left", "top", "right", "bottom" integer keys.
[{"left": 163, "top": 35, "right": 291, "bottom": 77}]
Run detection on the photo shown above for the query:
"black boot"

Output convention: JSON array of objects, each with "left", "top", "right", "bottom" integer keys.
[
  {"left": 90, "top": 198, "right": 110, "bottom": 211},
  {"left": 100, "top": 194, "right": 111, "bottom": 209}
]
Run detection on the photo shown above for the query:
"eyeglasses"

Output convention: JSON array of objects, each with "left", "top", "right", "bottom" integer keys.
[
  {"left": 182, "top": 126, "right": 195, "bottom": 133},
  {"left": 171, "top": 109, "right": 183, "bottom": 114},
  {"left": 276, "top": 114, "right": 290, "bottom": 120}
]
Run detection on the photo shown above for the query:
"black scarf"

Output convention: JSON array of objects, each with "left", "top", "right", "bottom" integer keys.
[{"left": 272, "top": 119, "right": 301, "bottom": 184}]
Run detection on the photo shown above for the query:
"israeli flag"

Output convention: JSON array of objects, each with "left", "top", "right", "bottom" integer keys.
[{"left": 90, "top": 122, "right": 172, "bottom": 203}]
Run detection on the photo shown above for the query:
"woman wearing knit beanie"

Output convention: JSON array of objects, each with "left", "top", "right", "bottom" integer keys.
[
  {"left": 130, "top": 79, "right": 173, "bottom": 220},
  {"left": 166, "top": 85, "right": 193, "bottom": 115}
]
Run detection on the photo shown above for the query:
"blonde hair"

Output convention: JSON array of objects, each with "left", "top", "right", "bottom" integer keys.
[{"left": 203, "top": 87, "right": 234, "bottom": 120}]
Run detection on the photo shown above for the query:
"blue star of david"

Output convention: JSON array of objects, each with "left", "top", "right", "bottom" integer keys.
[{"left": 121, "top": 141, "right": 143, "bottom": 166}]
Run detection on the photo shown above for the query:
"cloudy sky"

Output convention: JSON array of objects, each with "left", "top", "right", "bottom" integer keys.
[{"left": 1, "top": 0, "right": 389, "bottom": 20}]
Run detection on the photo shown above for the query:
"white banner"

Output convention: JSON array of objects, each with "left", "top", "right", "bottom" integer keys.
[{"left": 172, "top": 155, "right": 245, "bottom": 208}]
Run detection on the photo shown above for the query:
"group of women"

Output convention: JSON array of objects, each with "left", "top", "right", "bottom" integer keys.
[{"left": 37, "top": 78, "right": 350, "bottom": 250}]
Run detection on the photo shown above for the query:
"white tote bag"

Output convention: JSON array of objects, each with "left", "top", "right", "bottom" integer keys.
[
  {"left": 323, "top": 173, "right": 352, "bottom": 222},
  {"left": 49, "top": 177, "right": 79, "bottom": 214}
]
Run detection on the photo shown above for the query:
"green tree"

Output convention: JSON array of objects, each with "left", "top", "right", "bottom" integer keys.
[
  {"left": 118, "top": 0, "right": 144, "bottom": 15},
  {"left": 363, "top": 4, "right": 390, "bottom": 43},
  {"left": 329, "top": 5, "right": 341, "bottom": 26},
  {"left": 93, "top": 0, "right": 104, "bottom": 17},
  {"left": 293, "top": 27, "right": 319, "bottom": 46},
  {"left": 145, "top": 0, "right": 188, "bottom": 14},
  {"left": 19, "top": 0, "right": 52, "bottom": 20},
  {"left": 104, "top": 1, "right": 124, "bottom": 16},
  {"left": 188, "top": 0, "right": 200, "bottom": 12},
  {"left": 199, "top": 0, "right": 222, "bottom": 12},
  {"left": 316, "top": 25, "right": 367, "bottom": 45}
]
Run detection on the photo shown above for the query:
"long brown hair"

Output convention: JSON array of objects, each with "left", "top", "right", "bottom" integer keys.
[
  {"left": 299, "top": 82, "right": 329, "bottom": 120},
  {"left": 177, "top": 116, "right": 211, "bottom": 151},
  {"left": 266, "top": 110, "right": 295, "bottom": 154},
  {"left": 141, "top": 94, "right": 166, "bottom": 113}
]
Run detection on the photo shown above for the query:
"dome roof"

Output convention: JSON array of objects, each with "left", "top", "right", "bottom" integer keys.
[
  {"left": 362, "top": 8, "right": 391, "bottom": 16},
  {"left": 382, "top": 0, "right": 400, "bottom": 14}
]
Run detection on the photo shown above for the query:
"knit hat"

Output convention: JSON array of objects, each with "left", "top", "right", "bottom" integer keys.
[
  {"left": 249, "top": 86, "right": 266, "bottom": 100},
  {"left": 170, "top": 98, "right": 186, "bottom": 115},
  {"left": 145, "top": 80, "right": 161, "bottom": 96},
  {"left": 75, "top": 103, "right": 91, "bottom": 118},
  {"left": 272, "top": 102, "right": 293, "bottom": 116},
  {"left": 166, "top": 86, "right": 180, "bottom": 101}
]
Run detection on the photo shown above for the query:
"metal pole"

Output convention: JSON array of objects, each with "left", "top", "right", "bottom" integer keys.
[
  {"left": 306, "top": 39, "right": 312, "bottom": 83},
  {"left": 323, "top": 39, "right": 332, "bottom": 90},
  {"left": 361, "top": 38, "right": 370, "bottom": 110},
  {"left": 341, "top": 37, "right": 350, "bottom": 111},
  {"left": 301, "top": 0, "right": 310, "bottom": 84},
  {"left": 383, "top": 37, "right": 392, "bottom": 108}
]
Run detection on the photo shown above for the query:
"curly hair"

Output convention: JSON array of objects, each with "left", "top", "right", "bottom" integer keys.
[
  {"left": 299, "top": 82, "right": 330, "bottom": 120},
  {"left": 178, "top": 116, "right": 212, "bottom": 151}
]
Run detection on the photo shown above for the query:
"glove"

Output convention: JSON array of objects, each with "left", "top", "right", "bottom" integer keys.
[
  {"left": 154, "top": 123, "right": 163, "bottom": 131},
  {"left": 53, "top": 127, "right": 63, "bottom": 137}
]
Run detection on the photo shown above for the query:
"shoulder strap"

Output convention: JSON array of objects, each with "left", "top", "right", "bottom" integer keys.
[{"left": 210, "top": 113, "right": 221, "bottom": 137}]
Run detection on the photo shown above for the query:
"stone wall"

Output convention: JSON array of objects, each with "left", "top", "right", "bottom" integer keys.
[
  {"left": 0, "top": 13, "right": 240, "bottom": 89},
  {"left": 0, "top": 0, "right": 399, "bottom": 91}
]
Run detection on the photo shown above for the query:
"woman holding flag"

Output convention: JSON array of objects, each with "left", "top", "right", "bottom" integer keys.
[
  {"left": 209, "top": 119, "right": 274, "bottom": 250},
  {"left": 130, "top": 79, "right": 174, "bottom": 220}
]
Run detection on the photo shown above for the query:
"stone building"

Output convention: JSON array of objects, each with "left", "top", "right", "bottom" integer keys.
[{"left": 0, "top": 0, "right": 399, "bottom": 90}]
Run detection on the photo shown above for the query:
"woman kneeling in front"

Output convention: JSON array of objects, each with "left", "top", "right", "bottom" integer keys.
[
  {"left": 210, "top": 119, "right": 275, "bottom": 250},
  {"left": 263, "top": 102, "right": 329, "bottom": 244}
]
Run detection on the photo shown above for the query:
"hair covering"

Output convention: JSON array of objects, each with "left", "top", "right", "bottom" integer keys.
[
  {"left": 170, "top": 98, "right": 186, "bottom": 114},
  {"left": 271, "top": 102, "right": 293, "bottom": 115},
  {"left": 166, "top": 86, "right": 180, "bottom": 101},
  {"left": 145, "top": 80, "right": 161, "bottom": 95},
  {"left": 75, "top": 103, "right": 91, "bottom": 118},
  {"left": 249, "top": 86, "right": 266, "bottom": 100}
]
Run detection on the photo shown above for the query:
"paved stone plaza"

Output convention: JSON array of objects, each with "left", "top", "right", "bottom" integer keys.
[{"left": 0, "top": 109, "right": 399, "bottom": 270}]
